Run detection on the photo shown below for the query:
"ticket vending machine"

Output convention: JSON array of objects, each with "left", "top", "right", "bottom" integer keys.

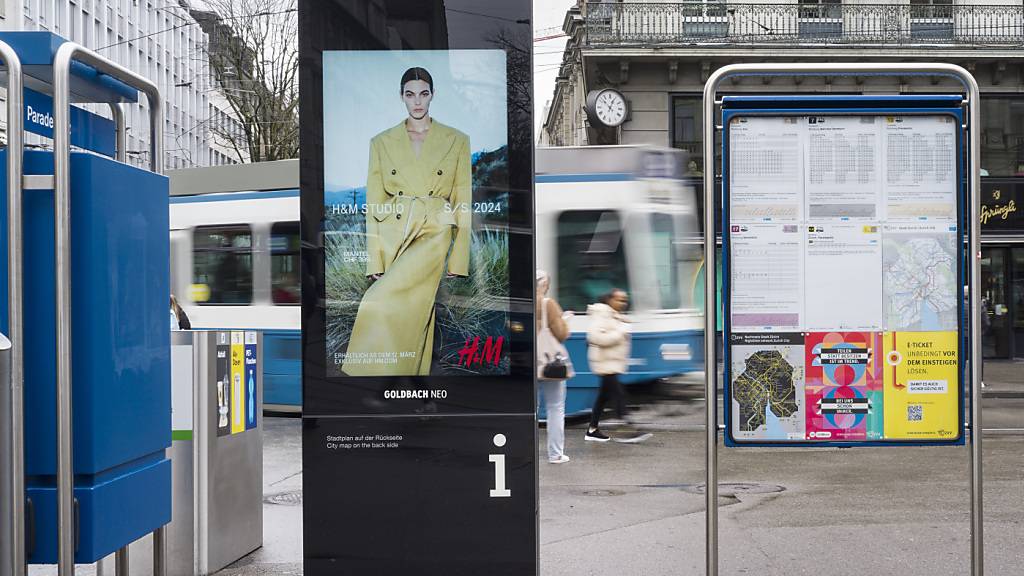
[{"left": 0, "top": 32, "right": 169, "bottom": 572}]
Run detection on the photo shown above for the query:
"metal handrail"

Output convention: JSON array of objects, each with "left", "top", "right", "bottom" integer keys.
[
  {"left": 0, "top": 38, "right": 25, "bottom": 576},
  {"left": 52, "top": 41, "right": 164, "bottom": 576},
  {"left": 584, "top": 2, "right": 1024, "bottom": 47},
  {"left": 702, "top": 63, "right": 983, "bottom": 576}
]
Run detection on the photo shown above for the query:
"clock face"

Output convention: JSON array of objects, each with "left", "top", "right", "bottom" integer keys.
[{"left": 595, "top": 90, "right": 626, "bottom": 127}]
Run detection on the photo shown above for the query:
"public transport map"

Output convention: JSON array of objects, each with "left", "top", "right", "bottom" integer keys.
[{"left": 725, "top": 114, "right": 962, "bottom": 444}]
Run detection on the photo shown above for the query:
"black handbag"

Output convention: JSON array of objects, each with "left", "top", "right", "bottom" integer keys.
[{"left": 540, "top": 352, "right": 569, "bottom": 380}]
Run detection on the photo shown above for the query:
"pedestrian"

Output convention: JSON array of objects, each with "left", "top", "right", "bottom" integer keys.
[
  {"left": 536, "top": 270, "right": 573, "bottom": 463},
  {"left": 585, "top": 288, "right": 648, "bottom": 442},
  {"left": 170, "top": 294, "right": 191, "bottom": 330}
]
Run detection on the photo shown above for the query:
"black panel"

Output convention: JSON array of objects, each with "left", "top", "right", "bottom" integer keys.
[
  {"left": 302, "top": 415, "right": 536, "bottom": 575},
  {"left": 300, "top": 1, "right": 536, "bottom": 574}
]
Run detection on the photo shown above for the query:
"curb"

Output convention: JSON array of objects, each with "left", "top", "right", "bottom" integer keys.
[{"left": 981, "top": 391, "right": 1024, "bottom": 399}]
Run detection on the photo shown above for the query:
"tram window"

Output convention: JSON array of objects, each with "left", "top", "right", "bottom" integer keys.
[
  {"left": 193, "top": 226, "right": 253, "bottom": 304},
  {"left": 556, "top": 211, "right": 629, "bottom": 312},
  {"left": 650, "top": 213, "right": 682, "bottom": 310},
  {"left": 271, "top": 222, "right": 300, "bottom": 305}
]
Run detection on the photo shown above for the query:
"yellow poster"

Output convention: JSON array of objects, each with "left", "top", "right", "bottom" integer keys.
[
  {"left": 883, "top": 331, "right": 959, "bottom": 440},
  {"left": 231, "top": 331, "right": 245, "bottom": 434}
]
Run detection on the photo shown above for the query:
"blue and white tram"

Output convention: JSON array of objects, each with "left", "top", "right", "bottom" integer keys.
[
  {"left": 170, "top": 148, "right": 705, "bottom": 415},
  {"left": 536, "top": 146, "right": 705, "bottom": 415},
  {"left": 169, "top": 161, "right": 302, "bottom": 411}
]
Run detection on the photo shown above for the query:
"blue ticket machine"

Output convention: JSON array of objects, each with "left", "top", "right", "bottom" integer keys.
[{"left": 0, "top": 149, "right": 171, "bottom": 563}]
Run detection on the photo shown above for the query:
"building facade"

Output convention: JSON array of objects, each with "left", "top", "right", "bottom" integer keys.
[
  {"left": 544, "top": 0, "right": 1024, "bottom": 357},
  {"left": 0, "top": 0, "right": 243, "bottom": 168}
]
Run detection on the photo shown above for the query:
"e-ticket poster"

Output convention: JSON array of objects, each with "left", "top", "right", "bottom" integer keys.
[{"left": 727, "top": 113, "right": 960, "bottom": 444}]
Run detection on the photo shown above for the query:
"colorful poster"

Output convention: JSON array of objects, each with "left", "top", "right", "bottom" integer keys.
[
  {"left": 322, "top": 50, "right": 511, "bottom": 377},
  {"left": 245, "top": 331, "right": 258, "bottom": 431},
  {"left": 216, "top": 332, "right": 230, "bottom": 437},
  {"left": 883, "top": 331, "right": 960, "bottom": 440},
  {"left": 231, "top": 331, "right": 245, "bottom": 434},
  {"left": 729, "top": 333, "right": 806, "bottom": 442},
  {"left": 804, "top": 332, "right": 884, "bottom": 441}
]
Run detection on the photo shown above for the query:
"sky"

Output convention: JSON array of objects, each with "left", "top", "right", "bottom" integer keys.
[
  {"left": 323, "top": 50, "right": 509, "bottom": 191},
  {"left": 533, "top": 0, "right": 577, "bottom": 134}
]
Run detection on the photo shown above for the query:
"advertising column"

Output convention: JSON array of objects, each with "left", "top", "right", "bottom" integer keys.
[{"left": 299, "top": 1, "right": 535, "bottom": 574}]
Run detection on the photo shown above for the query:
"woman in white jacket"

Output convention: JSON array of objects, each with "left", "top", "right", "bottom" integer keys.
[{"left": 585, "top": 289, "right": 631, "bottom": 442}]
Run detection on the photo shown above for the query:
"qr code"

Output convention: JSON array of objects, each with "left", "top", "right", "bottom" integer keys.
[{"left": 907, "top": 405, "right": 923, "bottom": 422}]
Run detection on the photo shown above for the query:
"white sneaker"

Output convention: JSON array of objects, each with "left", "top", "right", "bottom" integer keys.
[{"left": 548, "top": 454, "right": 571, "bottom": 464}]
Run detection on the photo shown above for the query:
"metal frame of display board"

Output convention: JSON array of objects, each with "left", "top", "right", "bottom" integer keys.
[
  {"left": 701, "top": 63, "right": 983, "bottom": 576},
  {"left": 720, "top": 94, "right": 966, "bottom": 448}
]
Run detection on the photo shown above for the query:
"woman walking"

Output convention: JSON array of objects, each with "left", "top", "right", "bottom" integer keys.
[
  {"left": 585, "top": 288, "right": 645, "bottom": 442},
  {"left": 342, "top": 66, "right": 472, "bottom": 376},
  {"left": 537, "top": 270, "right": 572, "bottom": 463}
]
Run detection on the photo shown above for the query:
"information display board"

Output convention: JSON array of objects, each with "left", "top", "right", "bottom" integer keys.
[{"left": 722, "top": 96, "right": 966, "bottom": 447}]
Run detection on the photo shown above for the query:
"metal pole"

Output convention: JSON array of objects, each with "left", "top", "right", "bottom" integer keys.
[
  {"left": 52, "top": 42, "right": 77, "bottom": 576},
  {"left": 53, "top": 41, "right": 165, "bottom": 576},
  {"left": 966, "top": 69, "right": 984, "bottom": 576},
  {"left": 0, "top": 39, "right": 26, "bottom": 576},
  {"left": 108, "top": 103, "right": 126, "bottom": 163},
  {"left": 114, "top": 547, "right": 128, "bottom": 576},
  {"left": 703, "top": 62, "right": 982, "bottom": 576},
  {"left": 0, "top": 334, "right": 15, "bottom": 575},
  {"left": 153, "top": 526, "right": 167, "bottom": 576},
  {"left": 701, "top": 67, "right": 719, "bottom": 576}
]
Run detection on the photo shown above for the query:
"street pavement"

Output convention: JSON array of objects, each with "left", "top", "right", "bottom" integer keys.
[{"left": 28, "top": 362, "right": 1024, "bottom": 576}]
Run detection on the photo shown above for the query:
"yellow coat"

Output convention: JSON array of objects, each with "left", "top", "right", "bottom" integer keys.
[
  {"left": 342, "top": 119, "right": 472, "bottom": 376},
  {"left": 365, "top": 119, "right": 472, "bottom": 277}
]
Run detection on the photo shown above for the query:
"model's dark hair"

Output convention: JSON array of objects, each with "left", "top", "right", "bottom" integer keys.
[
  {"left": 400, "top": 67, "right": 434, "bottom": 93},
  {"left": 598, "top": 289, "right": 625, "bottom": 305}
]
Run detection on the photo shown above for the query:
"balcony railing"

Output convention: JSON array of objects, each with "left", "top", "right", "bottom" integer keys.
[{"left": 583, "top": 2, "right": 1024, "bottom": 47}]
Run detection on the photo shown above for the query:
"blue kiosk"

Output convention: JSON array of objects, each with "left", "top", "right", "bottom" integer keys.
[{"left": 0, "top": 33, "right": 170, "bottom": 575}]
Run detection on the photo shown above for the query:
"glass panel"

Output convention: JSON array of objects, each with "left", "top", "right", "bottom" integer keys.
[
  {"left": 672, "top": 96, "right": 702, "bottom": 176},
  {"left": 650, "top": 213, "right": 681, "bottom": 309},
  {"left": 980, "top": 98, "right": 1024, "bottom": 177},
  {"left": 193, "top": 225, "right": 253, "bottom": 304},
  {"left": 981, "top": 248, "right": 1008, "bottom": 357},
  {"left": 556, "top": 211, "right": 629, "bottom": 312},
  {"left": 271, "top": 222, "right": 301, "bottom": 304},
  {"left": 1013, "top": 248, "right": 1024, "bottom": 330}
]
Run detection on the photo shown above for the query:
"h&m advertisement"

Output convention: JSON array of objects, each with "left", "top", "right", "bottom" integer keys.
[{"left": 322, "top": 50, "right": 510, "bottom": 378}]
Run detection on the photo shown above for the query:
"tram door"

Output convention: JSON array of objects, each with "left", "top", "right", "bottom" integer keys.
[{"left": 981, "top": 247, "right": 1011, "bottom": 358}]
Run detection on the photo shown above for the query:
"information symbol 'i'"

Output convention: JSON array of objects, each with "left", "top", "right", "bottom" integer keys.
[{"left": 489, "top": 434, "right": 511, "bottom": 498}]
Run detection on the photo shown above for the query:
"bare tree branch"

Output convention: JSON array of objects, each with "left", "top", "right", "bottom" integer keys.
[{"left": 189, "top": 0, "right": 299, "bottom": 162}]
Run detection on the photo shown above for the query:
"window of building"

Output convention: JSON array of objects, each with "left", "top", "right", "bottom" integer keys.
[
  {"left": 981, "top": 98, "right": 1024, "bottom": 177},
  {"left": 799, "top": 0, "right": 841, "bottom": 19},
  {"left": 271, "top": 222, "right": 301, "bottom": 305},
  {"left": 671, "top": 95, "right": 720, "bottom": 178},
  {"left": 193, "top": 226, "right": 253, "bottom": 304},
  {"left": 556, "top": 210, "right": 629, "bottom": 312}
]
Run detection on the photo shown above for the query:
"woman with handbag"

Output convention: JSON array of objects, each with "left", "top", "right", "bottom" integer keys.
[{"left": 536, "top": 270, "right": 574, "bottom": 464}]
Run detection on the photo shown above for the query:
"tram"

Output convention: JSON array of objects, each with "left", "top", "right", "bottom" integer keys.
[{"left": 170, "top": 148, "right": 705, "bottom": 415}]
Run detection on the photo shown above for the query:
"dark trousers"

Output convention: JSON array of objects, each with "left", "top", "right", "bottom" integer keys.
[{"left": 589, "top": 374, "right": 626, "bottom": 429}]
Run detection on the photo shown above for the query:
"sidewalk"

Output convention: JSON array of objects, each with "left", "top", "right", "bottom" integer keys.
[{"left": 980, "top": 359, "right": 1024, "bottom": 398}]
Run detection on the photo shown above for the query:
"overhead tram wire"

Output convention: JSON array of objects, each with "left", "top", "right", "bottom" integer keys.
[{"left": 95, "top": 8, "right": 298, "bottom": 52}]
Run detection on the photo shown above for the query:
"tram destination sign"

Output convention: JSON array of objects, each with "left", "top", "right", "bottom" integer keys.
[{"left": 722, "top": 96, "right": 966, "bottom": 447}]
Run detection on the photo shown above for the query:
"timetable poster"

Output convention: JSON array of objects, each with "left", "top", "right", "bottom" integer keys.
[{"left": 725, "top": 113, "right": 961, "bottom": 445}]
